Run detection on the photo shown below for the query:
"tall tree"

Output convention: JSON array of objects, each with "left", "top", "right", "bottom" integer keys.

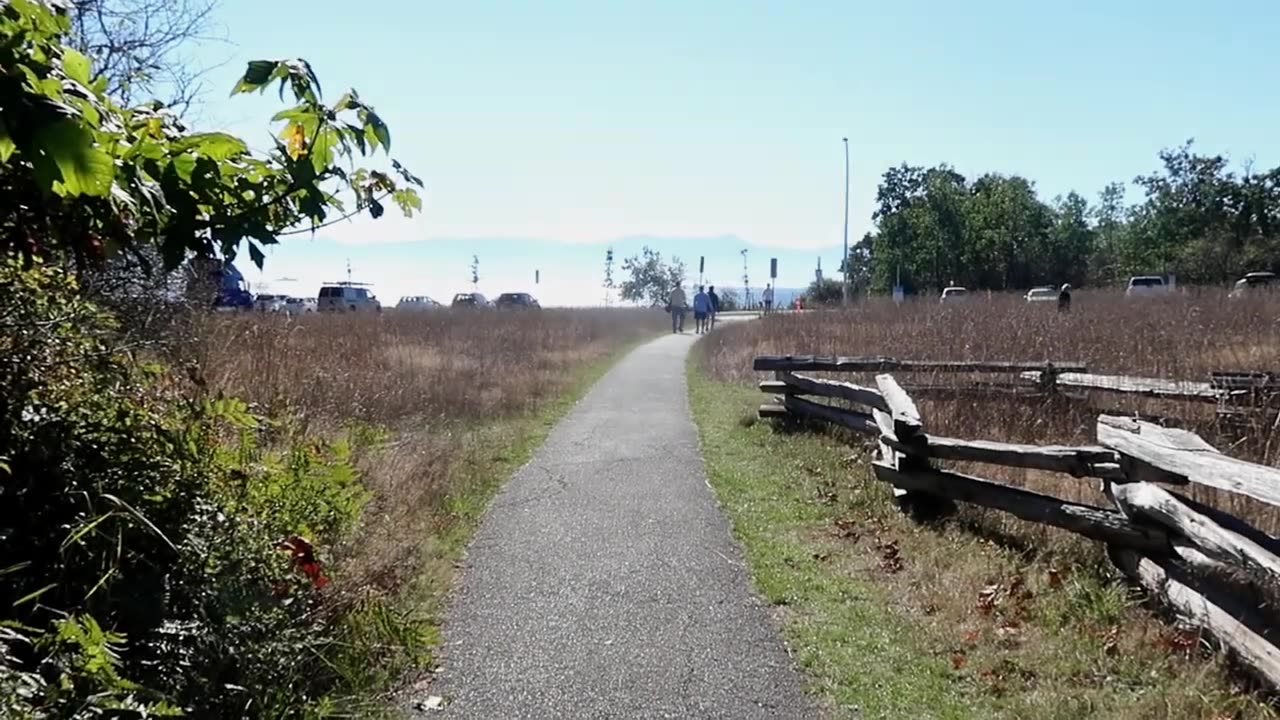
[
  {"left": 853, "top": 142, "right": 1280, "bottom": 294},
  {"left": 619, "top": 246, "right": 685, "bottom": 307},
  {"left": 1090, "top": 182, "right": 1128, "bottom": 285},
  {"left": 68, "top": 0, "right": 220, "bottom": 112},
  {"left": 1045, "top": 192, "right": 1094, "bottom": 286}
]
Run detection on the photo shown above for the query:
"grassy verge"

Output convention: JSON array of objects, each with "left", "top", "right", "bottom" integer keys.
[{"left": 687, "top": 363, "right": 1272, "bottom": 719}]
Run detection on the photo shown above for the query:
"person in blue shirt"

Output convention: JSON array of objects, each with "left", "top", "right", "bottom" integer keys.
[{"left": 692, "top": 285, "right": 711, "bottom": 334}]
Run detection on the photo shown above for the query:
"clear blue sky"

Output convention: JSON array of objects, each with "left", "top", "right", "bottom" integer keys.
[{"left": 188, "top": 0, "right": 1280, "bottom": 304}]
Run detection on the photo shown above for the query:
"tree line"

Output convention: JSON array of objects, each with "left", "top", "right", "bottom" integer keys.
[{"left": 848, "top": 143, "right": 1280, "bottom": 294}]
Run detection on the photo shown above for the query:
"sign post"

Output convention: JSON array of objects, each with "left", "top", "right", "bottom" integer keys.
[{"left": 699, "top": 256, "right": 705, "bottom": 286}]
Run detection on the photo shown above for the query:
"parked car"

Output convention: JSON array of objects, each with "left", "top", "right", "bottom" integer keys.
[
  {"left": 495, "top": 292, "right": 541, "bottom": 309},
  {"left": 1024, "top": 286, "right": 1057, "bottom": 303},
  {"left": 451, "top": 292, "right": 491, "bottom": 308},
  {"left": 317, "top": 283, "right": 381, "bottom": 312},
  {"left": 397, "top": 295, "right": 443, "bottom": 310},
  {"left": 254, "top": 294, "right": 287, "bottom": 312},
  {"left": 1228, "top": 271, "right": 1277, "bottom": 299},
  {"left": 1125, "top": 276, "right": 1169, "bottom": 298},
  {"left": 939, "top": 286, "right": 969, "bottom": 304},
  {"left": 283, "top": 297, "right": 316, "bottom": 315},
  {"left": 197, "top": 258, "right": 253, "bottom": 312}
]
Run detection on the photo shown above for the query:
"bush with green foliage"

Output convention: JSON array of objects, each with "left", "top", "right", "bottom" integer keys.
[
  {"left": 0, "top": 3, "right": 436, "bottom": 714},
  {"left": 803, "top": 277, "right": 845, "bottom": 306},
  {"left": 0, "top": 260, "right": 426, "bottom": 717}
]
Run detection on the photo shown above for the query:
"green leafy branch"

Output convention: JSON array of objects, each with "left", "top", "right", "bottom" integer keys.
[{"left": 0, "top": 0, "right": 424, "bottom": 271}]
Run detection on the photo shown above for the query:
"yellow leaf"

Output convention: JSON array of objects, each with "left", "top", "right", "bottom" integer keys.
[{"left": 286, "top": 123, "right": 307, "bottom": 159}]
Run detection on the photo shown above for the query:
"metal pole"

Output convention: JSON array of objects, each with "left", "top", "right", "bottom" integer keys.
[{"left": 842, "top": 137, "right": 850, "bottom": 306}]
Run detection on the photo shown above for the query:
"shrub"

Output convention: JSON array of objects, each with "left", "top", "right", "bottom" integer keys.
[{"left": 0, "top": 259, "right": 420, "bottom": 717}]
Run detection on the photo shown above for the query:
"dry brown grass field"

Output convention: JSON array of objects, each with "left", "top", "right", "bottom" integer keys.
[
  {"left": 708, "top": 289, "right": 1280, "bottom": 519},
  {"left": 694, "top": 289, "right": 1280, "bottom": 716},
  {"left": 193, "top": 307, "right": 665, "bottom": 668},
  {"left": 196, "top": 308, "right": 665, "bottom": 429}
]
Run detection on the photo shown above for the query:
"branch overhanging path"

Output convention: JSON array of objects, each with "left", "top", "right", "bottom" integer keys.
[{"left": 420, "top": 326, "right": 814, "bottom": 718}]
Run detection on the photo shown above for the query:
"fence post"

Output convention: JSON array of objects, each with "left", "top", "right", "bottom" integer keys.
[
  {"left": 874, "top": 373, "right": 954, "bottom": 517},
  {"left": 1038, "top": 362, "right": 1059, "bottom": 395}
]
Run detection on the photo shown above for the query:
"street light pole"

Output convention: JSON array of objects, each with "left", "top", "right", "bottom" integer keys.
[{"left": 841, "top": 137, "right": 850, "bottom": 306}]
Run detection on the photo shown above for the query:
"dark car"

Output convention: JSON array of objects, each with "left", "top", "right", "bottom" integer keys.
[
  {"left": 451, "top": 292, "right": 491, "bottom": 308},
  {"left": 495, "top": 292, "right": 541, "bottom": 310}
]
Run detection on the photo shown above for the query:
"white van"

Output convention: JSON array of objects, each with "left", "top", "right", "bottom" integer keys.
[{"left": 317, "top": 283, "right": 381, "bottom": 312}]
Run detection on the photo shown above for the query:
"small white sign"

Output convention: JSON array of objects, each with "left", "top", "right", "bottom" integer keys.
[{"left": 892, "top": 285, "right": 905, "bottom": 304}]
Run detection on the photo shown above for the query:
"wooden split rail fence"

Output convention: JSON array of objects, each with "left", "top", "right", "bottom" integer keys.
[{"left": 754, "top": 354, "right": 1280, "bottom": 689}]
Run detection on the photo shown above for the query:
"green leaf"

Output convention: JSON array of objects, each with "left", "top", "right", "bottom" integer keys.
[
  {"left": 366, "top": 111, "right": 391, "bottom": 152},
  {"left": 344, "top": 123, "right": 367, "bottom": 155},
  {"left": 100, "top": 494, "right": 176, "bottom": 551},
  {"left": 170, "top": 153, "right": 196, "bottom": 182},
  {"left": 271, "top": 106, "right": 314, "bottom": 124},
  {"left": 310, "top": 127, "right": 338, "bottom": 174},
  {"left": 332, "top": 90, "right": 362, "bottom": 113},
  {"left": 247, "top": 241, "right": 265, "bottom": 269},
  {"left": 232, "top": 60, "right": 279, "bottom": 95},
  {"left": 179, "top": 132, "right": 248, "bottom": 161},
  {"left": 32, "top": 120, "right": 114, "bottom": 197},
  {"left": 0, "top": 117, "right": 15, "bottom": 163},
  {"left": 392, "top": 188, "right": 422, "bottom": 216},
  {"left": 13, "top": 583, "right": 56, "bottom": 607},
  {"left": 62, "top": 47, "right": 92, "bottom": 86}
]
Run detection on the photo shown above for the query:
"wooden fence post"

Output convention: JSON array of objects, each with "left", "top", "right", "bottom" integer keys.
[{"left": 875, "top": 373, "right": 954, "bottom": 516}]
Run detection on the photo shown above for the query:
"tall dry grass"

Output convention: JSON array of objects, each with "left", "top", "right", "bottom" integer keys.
[
  {"left": 708, "top": 289, "right": 1280, "bottom": 382},
  {"left": 193, "top": 307, "right": 665, "bottom": 625},
  {"left": 701, "top": 290, "right": 1280, "bottom": 708},
  {"left": 706, "top": 290, "right": 1280, "bottom": 524},
  {"left": 196, "top": 308, "right": 665, "bottom": 430}
]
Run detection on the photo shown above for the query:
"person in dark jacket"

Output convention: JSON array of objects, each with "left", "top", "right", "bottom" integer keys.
[
  {"left": 707, "top": 285, "right": 720, "bottom": 329},
  {"left": 1058, "top": 283, "right": 1072, "bottom": 313}
]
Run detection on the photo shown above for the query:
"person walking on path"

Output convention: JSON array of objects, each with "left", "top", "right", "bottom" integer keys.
[
  {"left": 762, "top": 284, "right": 774, "bottom": 314},
  {"left": 667, "top": 283, "right": 687, "bottom": 333},
  {"left": 1058, "top": 283, "right": 1072, "bottom": 313},
  {"left": 707, "top": 285, "right": 720, "bottom": 329},
  {"left": 692, "top": 285, "right": 711, "bottom": 334}
]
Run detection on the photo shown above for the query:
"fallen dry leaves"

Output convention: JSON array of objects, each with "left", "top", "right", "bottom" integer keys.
[
  {"left": 832, "top": 517, "right": 860, "bottom": 540},
  {"left": 877, "top": 540, "right": 903, "bottom": 574},
  {"left": 1103, "top": 625, "right": 1120, "bottom": 656},
  {"left": 976, "top": 583, "right": 1001, "bottom": 615},
  {"left": 1047, "top": 567, "right": 1062, "bottom": 588}
]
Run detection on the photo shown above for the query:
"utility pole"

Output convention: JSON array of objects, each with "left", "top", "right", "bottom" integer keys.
[
  {"left": 842, "top": 137, "right": 850, "bottom": 306},
  {"left": 740, "top": 248, "right": 751, "bottom": 308}
]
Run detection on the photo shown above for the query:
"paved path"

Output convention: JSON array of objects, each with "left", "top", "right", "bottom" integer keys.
[{"left": 422, "top": 332, "right": 816, "bottom": 719}]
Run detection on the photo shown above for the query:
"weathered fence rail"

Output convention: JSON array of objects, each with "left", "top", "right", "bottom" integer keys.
[
  {"left": 753, "top": 354, "right": 1087, "bottom": 374},
  {"left": 755, "top": 357, "right": 1280, "bottom": 690}
]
